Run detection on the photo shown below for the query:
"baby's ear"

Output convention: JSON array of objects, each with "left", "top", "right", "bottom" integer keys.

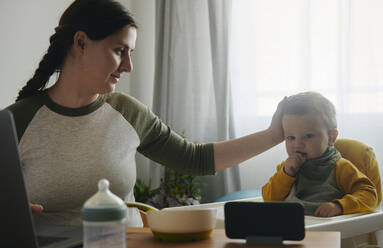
[{"left": 328, "top": 129, "right": 338, "bottom": 146}]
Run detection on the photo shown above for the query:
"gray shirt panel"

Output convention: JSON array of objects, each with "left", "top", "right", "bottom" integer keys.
[{"left": 7, "top": 92, "right": 215, "bottom": 226}]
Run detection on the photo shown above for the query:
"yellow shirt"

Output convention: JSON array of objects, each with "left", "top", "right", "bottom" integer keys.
[{"left": 262, "top": 158, "right": 378, "bottom": 214}]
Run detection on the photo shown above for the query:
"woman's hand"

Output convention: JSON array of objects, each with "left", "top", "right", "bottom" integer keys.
[
  {"left": 30, "top": 203, "right": 43, "bottom": 214},
  {"left": 213, "top": 96, "right": 287, "bottom": 171},
  {"left": 139, "top": 210, "right": 149, "bottom": 227},
  {"left": 268, "top": 97, "right": 287, "bottom": 144},
  {"left": 314, "top": 202, "right": 343, "bottom": 217}
]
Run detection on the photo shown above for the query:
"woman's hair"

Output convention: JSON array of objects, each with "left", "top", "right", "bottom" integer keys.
[
  {"left": 16, "top": 0, "right": 137, "bottom": 101},
  {"left": 282, "top": 91, "right": 337, "bottom": 130}
]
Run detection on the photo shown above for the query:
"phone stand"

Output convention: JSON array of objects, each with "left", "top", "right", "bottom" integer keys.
[
  {"left": 224, "top": 202, "right": 305, "bottom": 243},
  {"left": 246, "top": 236, "right": 283, "bottom": 245}
]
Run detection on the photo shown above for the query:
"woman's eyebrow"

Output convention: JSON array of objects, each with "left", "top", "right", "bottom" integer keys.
[{"left": 117, "top": 42, "right": 133, "bottom": 50}]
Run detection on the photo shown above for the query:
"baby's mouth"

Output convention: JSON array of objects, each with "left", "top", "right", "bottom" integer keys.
[{"left": 296, "top": 151, "right": 307, "bottom": 156}]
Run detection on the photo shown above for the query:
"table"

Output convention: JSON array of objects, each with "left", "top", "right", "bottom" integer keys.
[
  {"left": 172, "top": 196, "right": 383, "bottom": 243},
  {"left": 126, "top": 228, "right": 340, "bottom": 248}
]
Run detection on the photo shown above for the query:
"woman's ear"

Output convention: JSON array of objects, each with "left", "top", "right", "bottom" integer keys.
[
  {"left": 328, "top": 129, "right": 338, "bottom": 146},
  {"left": 73, "top": 31, "right": 89, "bottom": 54}
]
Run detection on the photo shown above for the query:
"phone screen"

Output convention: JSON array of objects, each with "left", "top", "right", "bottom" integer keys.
[{"left": 224, "top": 201, "right": 305, "bottom": 241}]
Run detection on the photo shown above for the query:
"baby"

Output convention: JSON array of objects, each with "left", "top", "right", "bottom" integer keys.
[{"left": 262, "top": 92, "right": 378, "bottom": 217}]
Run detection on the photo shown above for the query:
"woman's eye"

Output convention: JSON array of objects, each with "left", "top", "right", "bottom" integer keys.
[
  {"left": 304, "top": 134, "right": 313, "bottom": 139},
  {"left": 286, "top": 136, "right": 295, "bottom": 141},
  {"left": 115, "top": 48, "right": 125, "bottom": 55}
]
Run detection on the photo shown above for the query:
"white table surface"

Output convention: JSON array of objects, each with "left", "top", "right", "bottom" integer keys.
[{"left": 170, "top": 197, "right": 383, "bottom": 239}]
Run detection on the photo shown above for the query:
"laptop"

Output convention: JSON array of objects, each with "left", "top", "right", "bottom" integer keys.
[{"left": 0, "top": 109, "right": 83, "bottom": 248}]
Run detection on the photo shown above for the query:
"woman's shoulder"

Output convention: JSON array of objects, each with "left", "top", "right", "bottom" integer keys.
[
  {"left": 104, "top": 92, "right": 148, "bottom": 111},
  {"left": 6, "top": 94, "right": 44, "bottom": 112},
  {"left": 5, "top": 94, "right": 45, "bottom": 141},
  {"left": 103, "top": 92, "right": 156, "bottom": 124}
]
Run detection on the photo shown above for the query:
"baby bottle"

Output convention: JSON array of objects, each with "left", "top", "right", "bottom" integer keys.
[{"left": 82, "top": 179, "right": 127, "bottom": 248}]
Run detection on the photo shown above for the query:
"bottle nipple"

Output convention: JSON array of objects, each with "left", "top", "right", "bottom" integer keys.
[{"left": 98, "top": 179, "right": 109, "bottom": 192}]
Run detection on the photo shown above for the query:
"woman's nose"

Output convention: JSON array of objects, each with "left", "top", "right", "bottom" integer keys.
[{"left": 119, "top": 54, "right": 133, "bottom": 73}]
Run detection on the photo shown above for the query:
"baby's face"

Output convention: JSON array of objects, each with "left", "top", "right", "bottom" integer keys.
[{"left": 282, "top": 114, "right": 334, "bottom": 160}]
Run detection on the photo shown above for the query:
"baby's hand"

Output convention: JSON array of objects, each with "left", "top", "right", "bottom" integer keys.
[
  {"left": 314, "top": 202, "right": 342, "bottom": 217},
  {"left": 283, "top": 152, "right": 306, "bottom": 177}
]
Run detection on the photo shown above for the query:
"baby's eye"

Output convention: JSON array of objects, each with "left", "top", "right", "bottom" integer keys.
[
  {"left": 304, "top": 134, "right": 313, "bottom": 139},
  {"left": 286, "top": 136, "right": 295, "bottom": 141}
]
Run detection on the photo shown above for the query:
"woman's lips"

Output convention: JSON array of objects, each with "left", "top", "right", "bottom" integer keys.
[{"left": 111, "top": 74, "right": 120, "bottom": 83}]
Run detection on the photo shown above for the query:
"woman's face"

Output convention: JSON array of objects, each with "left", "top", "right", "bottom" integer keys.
[{"left": 81, "top": 25, "right": 137, "bottom": 94}]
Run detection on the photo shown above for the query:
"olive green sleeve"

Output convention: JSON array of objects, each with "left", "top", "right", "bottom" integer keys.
[
  {"left": 106, "top": 93, "right": 215, "bottom": 176},
  {"left": 5, "top": 94, "right": 45, "bottom": 142}
]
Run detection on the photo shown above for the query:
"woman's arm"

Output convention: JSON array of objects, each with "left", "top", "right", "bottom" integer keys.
[{"left": 214, "top": 97, "right": 286, "bottom": 171}]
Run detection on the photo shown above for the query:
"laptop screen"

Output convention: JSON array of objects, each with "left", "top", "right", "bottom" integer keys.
[{"left": 0, "top": 110, "right": 39, "bottom": 247}]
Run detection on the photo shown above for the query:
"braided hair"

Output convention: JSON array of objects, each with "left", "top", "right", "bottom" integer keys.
[{"left": 16, "top": 0, "right": 137, "bottom": 101}]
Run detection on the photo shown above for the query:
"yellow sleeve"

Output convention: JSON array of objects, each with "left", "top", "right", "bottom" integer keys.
[
  {"left": 262, "top": 161, "right": 296, "bottom": 201},
  {"left": 334, "top": 158, "right": 378, "bottom": 214}
]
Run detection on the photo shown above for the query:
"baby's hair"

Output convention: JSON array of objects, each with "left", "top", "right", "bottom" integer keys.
[{"left": 282, "top": 91, "right": 337, "bottom": 130}]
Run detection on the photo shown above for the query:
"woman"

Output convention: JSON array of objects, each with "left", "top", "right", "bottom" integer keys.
[{"left": 6, "top": 0, "right": 285, "bottom": 227}]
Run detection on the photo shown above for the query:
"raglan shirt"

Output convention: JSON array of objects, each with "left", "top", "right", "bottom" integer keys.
[
  {"left": 262, "top": 158, "right": 378, "bottom": 215},
  {"left": 6, "top": 91, "right": 215, "bottom": 226}
]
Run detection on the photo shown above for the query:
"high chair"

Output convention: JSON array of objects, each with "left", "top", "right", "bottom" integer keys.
[
  {"left": 334, "top": 138, "right": 382, "bottom": 247},
  {"left": 334, "top": 138, "right": 382, "bottom": 205}
]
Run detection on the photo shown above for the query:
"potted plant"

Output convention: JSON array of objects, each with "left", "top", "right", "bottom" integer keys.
[
  {"left": 134, "top": 133, "right": 205, "bottom": 209},
  {"left": 134, "top": 167, "right": 205, "bottom": 209}
]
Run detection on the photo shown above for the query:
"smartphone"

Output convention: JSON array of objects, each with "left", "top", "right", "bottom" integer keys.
[{"left": 224, "top": 201, "right": 305, "bottom": 241}]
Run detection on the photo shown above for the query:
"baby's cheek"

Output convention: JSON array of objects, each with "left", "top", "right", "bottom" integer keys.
[{"left": 286, "top": 148, "right": 295, "bottom": 157}]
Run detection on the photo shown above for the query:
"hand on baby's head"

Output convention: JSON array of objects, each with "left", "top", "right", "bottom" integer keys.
[
  {"left": 314, "top": 202, "right": 342, "bottom": 217},
  {"left": 283, "top": 152, "right": 306, "bottom": 177}
]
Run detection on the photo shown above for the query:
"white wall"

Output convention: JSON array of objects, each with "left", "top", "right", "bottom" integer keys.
[{"left": 0, "top": 1, "right": 72, "bottom": 108}]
